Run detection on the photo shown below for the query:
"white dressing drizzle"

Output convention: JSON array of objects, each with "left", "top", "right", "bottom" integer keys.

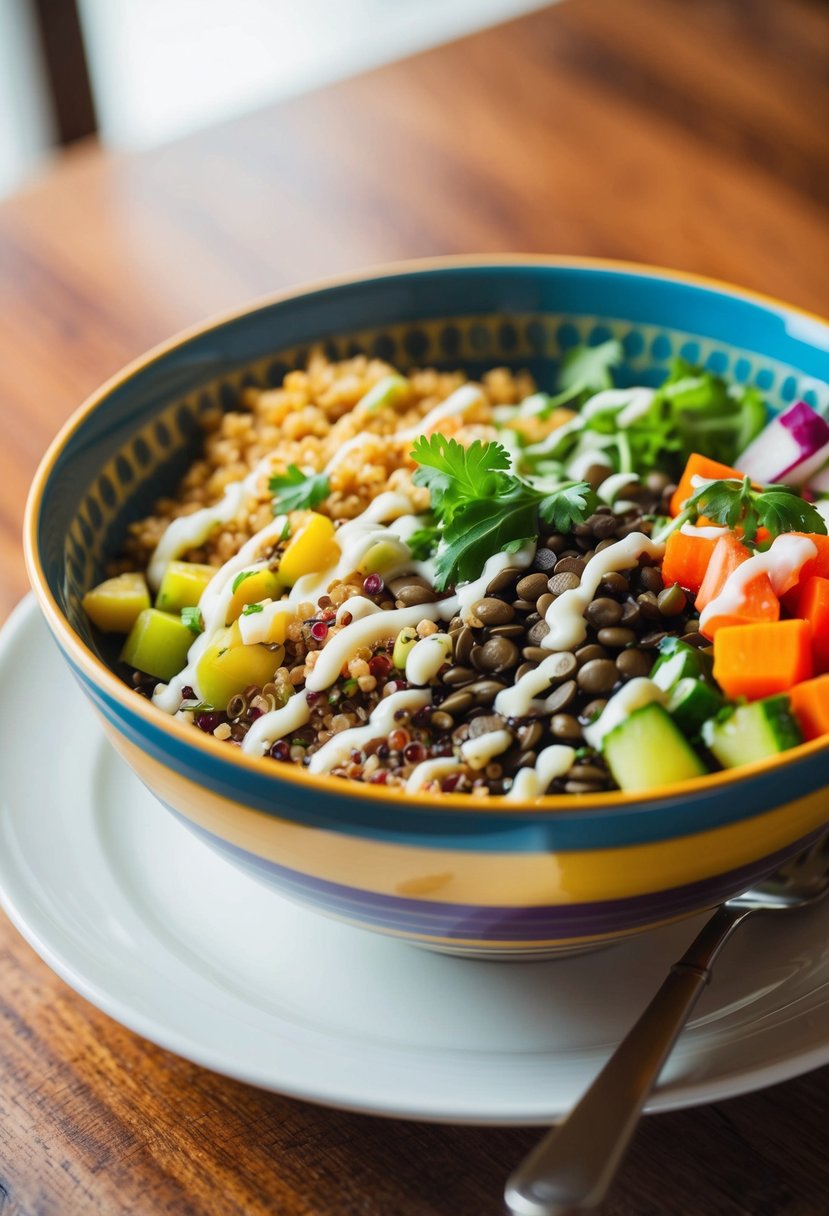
[
  {"left": 335, "top": 596, "right": 383, "bottom": 624},
  {"left": 308, "top": 689, "right": 431, "bottom": 774},
  {"left": 152, "top": 513, "right": 290, "bottom": 712},
  {"left": 405, "top": 757, "right": 462, "bottom": 793},
  {"left": 541, "top": 532, "right": 664, "bottom": 651},
  {"left": 460, "top": 729, "right": 513, "bottom": 770},
  {"left": 237, "top": 598, "right": 292, "bottom": 645},
  {"left": 405, "top": 634, "right": 453, "bottom": 686},
  {"left": 582, "top": 678, "right": 666, "bottom": 750},
  {"left": 305, "top": 605, "right": 444, "bottom": 691},
  {"left": 506, "top": 745, "right": 576, "bottom": 801},
  {"left": 680, "top": 522, "right": 730, "bottom": 540},
  {"left": 699, "top": 534, "right": 817, "bottom": 630},
  {"left": 597, "top": 472, "right": 640, "bottom": 504},
  {"left": 242, "top": 691, "right": 313, "bottom": 757}
]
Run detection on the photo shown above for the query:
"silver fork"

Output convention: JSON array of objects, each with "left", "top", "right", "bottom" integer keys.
[{"left": 505, "top": 831, "right": 829, "bottom": 1216}]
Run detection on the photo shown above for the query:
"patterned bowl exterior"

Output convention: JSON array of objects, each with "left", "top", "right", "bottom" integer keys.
[{"left": 25, "top": 257, "right": 829, "bottom": 957}]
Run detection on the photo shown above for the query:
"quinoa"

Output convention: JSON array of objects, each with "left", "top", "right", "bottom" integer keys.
[{"left": 111, "top": 353, "right": 707, "bottom": 798}]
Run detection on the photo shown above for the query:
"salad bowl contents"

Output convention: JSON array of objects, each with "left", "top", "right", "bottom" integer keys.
[{"left": 24, "top": 259, "right": 829, "bottom": 957}]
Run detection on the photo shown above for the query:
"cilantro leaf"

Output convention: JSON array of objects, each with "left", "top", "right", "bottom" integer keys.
[
  {"left": 241, "top": 602, "right": 264, "bottom": 615},
  {"left": 678, "top": 476, "right": 827, "bottom": 544},
  {"left": 269, "top": 465, "right": 330, "bottom": 513},
  {"left": 410, "top": 433, "right": 595, "bottom": 589},
  {"left": 538, "top": 481, "right": 598, "bottom": 533},
  {"left": 558, "top": 340, "right": 623, "bottom": 394}
]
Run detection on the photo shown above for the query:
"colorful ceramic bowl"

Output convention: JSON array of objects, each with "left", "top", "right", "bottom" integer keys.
[{"left": 24, "top": 257, "right": 829, "bottom": 959}]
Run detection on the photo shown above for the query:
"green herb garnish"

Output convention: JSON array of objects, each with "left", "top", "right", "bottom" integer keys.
[
  {"left": 410, "top": 434, "right": 596, "bottom": 589},
  {"left": 670, "top": 476, "right": 827, "bottom": 544},
  {"left": 180, "top": 606, "right": 204, "bottom": 635},
  {"left": 241, "top": 602, "right": 264, "bottom": 615},
  {"left": 231, "top": 569, "right": 257, "bottom": 594},
  {"left": 269, "top": 465, "right": 331, "bottom": 513},
  {"left": 558, "top": 339, "right": 623, "bottom": 395}
]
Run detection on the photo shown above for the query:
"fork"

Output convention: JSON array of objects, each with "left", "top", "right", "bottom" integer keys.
[{"left": 504, "top": 832, "right": 829, "bottom": 1216}]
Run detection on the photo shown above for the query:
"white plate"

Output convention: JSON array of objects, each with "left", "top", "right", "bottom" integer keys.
[{"left": 1, "top": 596, "right": 828, "bottom": 1124}]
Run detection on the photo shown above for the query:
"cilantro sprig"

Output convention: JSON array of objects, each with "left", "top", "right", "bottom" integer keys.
[
  {"left": 269, "top": 465, "right": 330, "bottom": 513},
  {"left": 669, "top": 476, "right": 827, "bottom": 544},
  {"left": 410, "top": 434, "right": 596, "bottom": 589}
]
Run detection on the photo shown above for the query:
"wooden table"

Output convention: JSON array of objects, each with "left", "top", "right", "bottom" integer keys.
[{"left": 1, "top": 1, "right": 828, "bottom": 1212}]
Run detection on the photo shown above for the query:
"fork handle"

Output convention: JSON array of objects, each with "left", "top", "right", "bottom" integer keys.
[{"left": 504, "top": 904, "right": 748, "bottom": 1216}]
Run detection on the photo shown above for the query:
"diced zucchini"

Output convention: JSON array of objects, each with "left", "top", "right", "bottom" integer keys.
[
  {"left": 278, "top": 512, "right": 339, "bottom": 586},
  {"left": 702, "top": 696, "right": 803, "bottom": 769},
  {"left": 361, "top": 374, "right": 409, "bottom": 413},
  {"left": 603, "top": 702, "right": 707, "bottom": 792},
  {"left": 650, "top": 637, "right": 713, "bottom": 691},
  {"left": 120, "top": 608, "right": 193, "bottom": 682},
  {"left": 155, "top": 561, "right": 215, "bottom": 612},
  {"left": 195, "top": 625, "right": 282, "bottom": 709},
  {"left": 666, "top": 678, "right": 724, "bottom": 735},
  {"left": 82, "top": 572, "right": 150, "bottom": 633},
  {"left": 225, "top": 568, "right": 282, "bottom": 624},
  {"left": 358, "top": 538, "right": 410, "bottom": 575}
]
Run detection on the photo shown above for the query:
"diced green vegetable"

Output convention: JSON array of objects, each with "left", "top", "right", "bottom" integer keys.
[
  {"left": 120, "top": 608, "right": 194, "bottom": 682},
  {"left": 195, "top": 625, "right": 282, "bottom": 709},
  {"left": 393, "top": 627, "right": 418, "bottom": 669},
  {"left": 666, "top": 677, "right": 724, "bottom": 735},
  {"left": 155, "top": 561, "right": 215, "bottom": 612},
  {"left": 650, "top": 638, "right": 714, "bottom": 691},
  {"left": 702, "top": 696, "right": 802, "bottom": 769},
  {"left": 82, "top": 572, "right": 150, "bottom": 634},
  {"left": 603, "top": 702, "right": 707, "bottom": 791}
]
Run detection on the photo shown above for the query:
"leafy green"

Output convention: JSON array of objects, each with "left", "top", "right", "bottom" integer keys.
[
  {"left": 410, "top": 434, "right": 595, "bottom": 589},
  {"left": 674, "top": 476, "right": 827, "bottom": 544},
  {"left": 406, "top": 524, "right": 440, "bottom": 560},
  {"left": 559, "top": 340, "right": 623, "bottom": 394},
  {"left": 522, "top": 356, "right": 768, "bottom": 480},
  {"left": 180, "top": 606, "right": 204, "bottom": 635},
  {"left": 269, "top": 465, "right": 331, "bottom": 513}
]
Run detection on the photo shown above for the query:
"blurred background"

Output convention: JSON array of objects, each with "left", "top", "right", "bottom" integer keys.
[{"left": 1, "top": 0, "right": 556, "bottom": 197}]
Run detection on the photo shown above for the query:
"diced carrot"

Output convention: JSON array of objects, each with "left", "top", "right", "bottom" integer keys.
[
  {"left": 702, "top": 572, "right": 780, "bottom": 638},
  {"left": 695, "top": 534, "right": 751, "bottom": 613},
  {"left": 712, "top": 619, "right": 813, "bottom": 700},
  {"left": 793, "top": 575, "right": 829, "bottom": 673},
  {"left": 788, "top": 674, "right": 829, "bottom": 741},
  {"left": 670, "top": 453, "right": 744, "bottom": 517},
  {"left": 661, "top": 530, "right": 717, "bottom": 595},
  {"left": 789, "top": 533, "right": 829, "bottom": 582}
]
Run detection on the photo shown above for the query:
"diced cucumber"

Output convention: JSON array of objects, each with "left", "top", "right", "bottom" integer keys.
[
  {"left": 120, "top": 608, "right": 193, "bottom": 682},
  {"left": 702, "top": 696, "right": 803, "bottom": 769},
  {"left": 666, "top": 678, "right": 724, "bottom": 735},
  {"left": 155, "top": 561, "right": 215, "bottom": 612},
  {"left": 603, "top": 702, "right": 707, "bottom": 792},
  {"left": 82, "top": 572, "right": 150, "bottom": 633},
  {"left": 650, "top": 637, "right": 713, "bottom": 691}
]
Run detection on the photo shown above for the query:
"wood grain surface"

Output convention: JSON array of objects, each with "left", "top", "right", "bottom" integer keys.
[{"left": 1, "top": 1, "right": 828, "bottom": 1213}]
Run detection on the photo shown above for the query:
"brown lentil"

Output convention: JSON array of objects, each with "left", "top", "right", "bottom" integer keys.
[
  {"left": 527, "top": 620, "right": 551, "bottom": 646},
  {"left": 395, "top": 584, "right": 438, "bottom": 607},
  {"left": 577, "top": 659, "right": 619, "bottom": 695},
  {"left": 471, "top": 597, "right": 515, "bottom": 625},
  {"left": 554, "top": 556, "right": 586, "bottom": 577},
  {"left": 536, "top": 592, "right": 555, "bottom": 615},
  {"left": 486, "top": 566, "right": 523, "bottom": 594},
  {"left": 465, "top": 679, "right": 507, "bottom": 704},
  {"left": 439, "top": 689, "right": 476, "bottom": 716},
  {"left": 442, "top": 665, "right": 476, "bottom": 686},
  {"left": 615, "top": 648, "right": 652, "bottom": 679},
  {"left": 551, "top": 713, "right": 582, "bottom": 740},
  {"left": 531, "top": 547, "right": 559, "bottom": 573},
  {"left": 430, "top": 710, "right": 455, "bottom": 731},
  {"left": 596, "top": 626, "right": 637, "bottom": 649},
  {"left": 548, "top": 571, "right": 581, "bottom": 595},
  {"left": 600, "top": 571, "right": 629, "bottom": 596},
  {"left": 575, "top": 643, "right": 607, "bottom": 666},
  {"left": 657, "top": 584, "right": 688, "bottom": 616},
  {"left": 638, "top": 566, "right": 664, "bottom": 594},
  {"left": 585, "top": 597, "right": 623, "bottom": 628},
  {"left": 515, "top": 572, "right": 549, "bottom": 601},
  {"left": 543, "top": 679, "right": 577, "bottom": 713}
]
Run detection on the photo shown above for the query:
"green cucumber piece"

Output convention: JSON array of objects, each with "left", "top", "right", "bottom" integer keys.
[
  {"left": 702, "top": 696, "right": 802, "bottom": 769},
  {"left": 121, "top": 608, "right": 193, "bottom": 682},
  {"left": 650, "top": 638, "right": 713, "bottom": 691},
  {"left": 603, "top": 702, "right": 707, "bottom": 792},
  {"left": 666, "top": 678, "right": 724, "bottom": 735}
]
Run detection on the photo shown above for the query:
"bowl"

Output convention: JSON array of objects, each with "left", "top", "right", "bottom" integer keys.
[{"left": 24, "top": 256, "right": 829, "bottom": 959}]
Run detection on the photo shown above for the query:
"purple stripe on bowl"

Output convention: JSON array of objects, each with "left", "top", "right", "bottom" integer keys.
[{"left": 168, "top": 807, "right": 820, "bottom": 942}]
